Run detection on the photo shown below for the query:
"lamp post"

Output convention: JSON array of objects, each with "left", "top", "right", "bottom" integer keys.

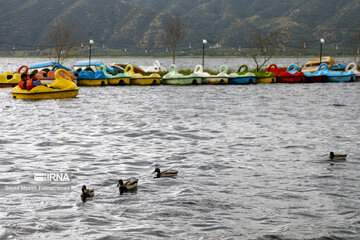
[
  {"left": 202, "top": 39, "right": 207, "bottom": 67},
  {"left": 89, "top": 39, "right": 94, "bottom": 69},
  {"left": 320, "top": 38, "right": 325, "bottom": 65}
]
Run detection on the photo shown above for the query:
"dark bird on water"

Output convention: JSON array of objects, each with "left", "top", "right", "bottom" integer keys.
[
  {"left": 329, "top": 152, "right": 347, "bottom": 160},
  {"left": 117, "top": 179, "right": 138, "bottom": 195},
  {"left": 81, "top": 185, "right": 94, "bottom": 202},
  {"left": 152, "top": 168, "right": 178, "bottom": 178}
]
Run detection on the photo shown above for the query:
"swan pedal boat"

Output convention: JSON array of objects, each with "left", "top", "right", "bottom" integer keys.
[
  {"left": 0, "top": 72, "right": 22, "bottom": 87},
  {"left": 73, "top": 60, "right": 114, "bottom": 86},
  {"left": 238, "top": 65, "right": 276, "bottom": 84},
  {"left": 124, "top": 65, "right": 161, "bottom": 85},
  {"left": 140, "top": 60, "right": 167, "bottom": 73},
  {"left": 267, "top": 64, "right": 305, "bottom": 83},
  {"left": 228, "top": 65, "right": 256, "bottom": 84},
  {"left": 317, "top": 63, "right": 355, "bottom": 82},
  {"left": 0, "top": 65, "right": 29, "bottom": 87},
  {"left": 162, "top": 64, "right": 202, "bottom": 85},
  {"left": 303, "top": 65, "right": 326, "bottom": 83},
  {"left": 76, "top": 71, "right": 108, "bottom": 86},
  {"left": 11, "top": 69, "right": 78, "bottom": 99},
  {"left": 254, "top": 71, "right": 276, "bottom": 83},
  {"left": 193, "top": 65, "right": 228, "bottom": 84},
  {"left": 345, "top": 63, "right": 360, "bottom": 82},
  {"left": 99, "top": 65, "right": 130, "bottom": 85}
]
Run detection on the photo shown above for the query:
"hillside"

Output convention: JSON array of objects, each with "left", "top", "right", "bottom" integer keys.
[
  {"left": 0, "top": 0, "right": 359, "bottom": 55},
  {"left": 129, "top": 0, "right": 360, "bottom": 48},
  {"left": 0, "top": 0, "right": 169, "bottom": 51}
]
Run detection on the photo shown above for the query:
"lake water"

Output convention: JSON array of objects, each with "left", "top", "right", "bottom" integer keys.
[{"left": 0, "top": 58, "right": 360, "bottom": 239}]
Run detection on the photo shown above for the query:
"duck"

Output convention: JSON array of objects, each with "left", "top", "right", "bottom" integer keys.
[
  {"left": 117, "top": 179, "right": 138, "bottom": 195},
  {"left": 329, "top": 152, "right": 347, "bottom": 160},
  {"left": 152, "top": 168, "right": 178, "bottom": 178},
  {"left": 81, "top": 185, "right": 94, "bottom": 202}
]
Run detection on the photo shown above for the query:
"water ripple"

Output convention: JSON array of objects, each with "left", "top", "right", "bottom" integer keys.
[{"left": 0, "top": 60, "right": 359, "bottom": 239}]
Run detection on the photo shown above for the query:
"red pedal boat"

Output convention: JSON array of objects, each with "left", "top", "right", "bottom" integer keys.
[{"left": 267, "top": 64, "right": 305, "bottom": 83}]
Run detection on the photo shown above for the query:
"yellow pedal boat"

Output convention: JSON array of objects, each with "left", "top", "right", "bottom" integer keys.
[
  {"left": 11, "top": 69, "right": 78, "bottom": 99},
  {"left": 302, "top": 56, "right": 335, "bottom": 73},
  {"left": 0, "top": 72, "right": 22, "bottom": 87},
  {"left": 99, "top": 65, "right": 130, "bottom": 85},
  {"left": 73, "top": 60, "right": 108, "bottom": 86},
  {"left": 124, "top": 64, "right": 161, "bottom": 85},
  {"left": 0, "top": 65, "right": 28, "bottom": 87}
]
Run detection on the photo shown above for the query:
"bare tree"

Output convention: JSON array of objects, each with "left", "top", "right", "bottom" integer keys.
[
  {"left": 48, "top": 22, "right": 79, "bottom": 65},
  {"left": 163, "top": 15, "right": 184, "bottom": 64},
  {"left": 247, "top": 30, "right": 285, "bottom": 71}
]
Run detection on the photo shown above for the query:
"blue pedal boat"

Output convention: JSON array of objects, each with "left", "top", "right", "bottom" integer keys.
[
  {"left": 317, "top": 63, "right": 355, "bottom": 82},
  {"left": 228, "top": 65, "right": 256, "bottom": 84},
  {"left": 76, "top": 70, "right": 108, "bottom": 86},
  {"left": 73, "top": 60, "right": 114, "bottom": 86}
]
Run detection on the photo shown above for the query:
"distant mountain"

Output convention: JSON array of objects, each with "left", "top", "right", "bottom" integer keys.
[
  {"left": 0, "top": 0, "right": 169, "bottom": 51},
  {"left": 0, "top": 0, "right": 359, "bottom": 55},
  {"left": 129, "top": 0, "right": 360, "bottom": 49}
]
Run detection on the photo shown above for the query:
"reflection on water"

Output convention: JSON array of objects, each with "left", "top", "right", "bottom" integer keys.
[{"left": 0, "top": 58, "right": 360, "bottom": 239}]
